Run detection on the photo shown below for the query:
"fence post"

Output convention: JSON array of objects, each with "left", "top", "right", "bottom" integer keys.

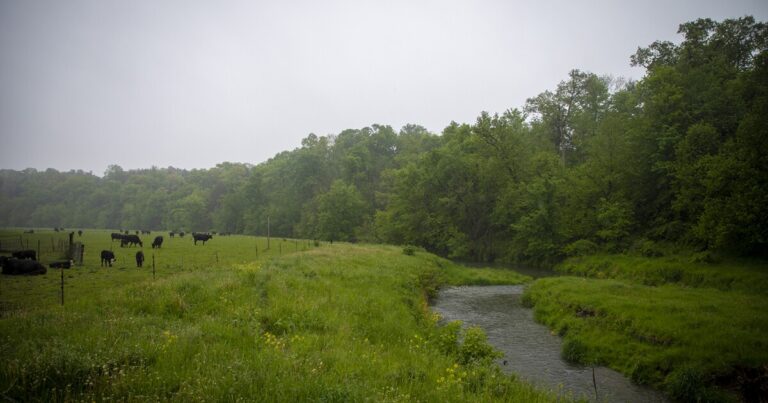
[
  {"left": 60, "top": 266, "right": 64, "bottom": 306},
  {"left": 37, "top": 240, "right": 41, "bottom": 262},
  {"left": 215, "top": 251, "right": 219, "bottom": 264},
  {"left": 152, "top": 253, "right": 156, "bottom": 279}
]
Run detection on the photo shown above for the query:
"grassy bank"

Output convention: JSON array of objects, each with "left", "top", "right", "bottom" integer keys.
[
  {"left": 524, "top": 254, "right": 768, "bottom": 402},
  {"left": 1, "top": 230, "right": 551, "bottom": 402},
  {"left": 556, "top": 254, "right": 768, "bottom": 294}
]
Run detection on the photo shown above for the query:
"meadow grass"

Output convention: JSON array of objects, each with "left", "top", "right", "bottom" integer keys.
[
  {"left": 555, "top": 254, "right": 768, "bottom": 294},
  {"left": 0, "top": 229, "right": 553, "bottom": 402},
  {"left": 523, "top": 276, "right": 768, "bottom": 401}
]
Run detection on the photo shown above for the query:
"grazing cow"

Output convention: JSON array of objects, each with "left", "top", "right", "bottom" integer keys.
[
  {"left": 0, "top": 257, "right": 46, "bottom": 275},
  {"left": 50, "top": 260, "right": 72, "bottom": 269},
  {"left": 135, "top": 251, "right": 144, "bottom": 267},
  {"left": 192, "top": 233, "right": 213, "bottom": 245},
  {"left": 120, "top": 234, "right": 143, "bottom": 248},
  {"left": 54, "top": 227, "right": 59, "bottom": 232},
  {"left": 111, "top": 233, "right": 124, "bottom": 242},
  {"left": 152, "top": 236, "right": 164, "bottom": 249},
  {"left": 11, "top": 250, "right": 36, "bottom": 260},
  {"left": 179, "top": 232, "right": 185, "bottom": 238},
  {"left": 100, "top": 250, "right": 116, "bottom": 267},
  {"left": 78, "top": 230, "right": 83, "bottom": 236},
  {"left": 211, "top": 231, "right": 217, "bottom": 235},
  {"left": 169, "top": 231, "right": 175, "bottom": 238}
]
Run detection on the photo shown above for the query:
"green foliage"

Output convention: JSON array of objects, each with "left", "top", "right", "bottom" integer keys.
[
  {"left": 562, "top": 239, "right": 598, "bottom": 257},
  {"left": 457, "top": 327, "right": 503, "bottom": 365},
  {"left": 402, "top": 245, "right": 416, "bottom": 255}
]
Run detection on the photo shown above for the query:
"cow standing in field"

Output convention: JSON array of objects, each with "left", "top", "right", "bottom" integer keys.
[
  {"left": 152, "top": 236, "right": 164, "bottom": 249},
  {"left": 169, "top": 231, "right": 175, "bottom": 238},
  {"left": 100, "top": 250, "right": 116, "bottom": 267},
  {"left": 121, "top": 235, "right": 143, "bottom": 247},
  {"left": 1, "top": 256, "right": 46, "bottom": 275},
  {"left": 135, "top": 251, "right": 144, "bottom": 267},
  {"left": 192, "top": 233, "right": 213, "bottom": 245},
  {"left": 78, "top": 230, "right": 83, "bottom": 236},
  {"left": 11, "top": 250, "right": 36, "bottom": 260},
  {"left": 179, "top": 232, "right": 185, "bottom": 238},
  {"left": 112, "top": 233, "right": 124, "bottom": 242}
]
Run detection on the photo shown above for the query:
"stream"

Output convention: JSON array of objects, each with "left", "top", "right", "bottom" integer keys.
[{"left": 431, "top": 285, "right": 667, "bottom": 402}]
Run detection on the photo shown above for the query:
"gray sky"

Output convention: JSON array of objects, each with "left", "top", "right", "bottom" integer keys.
[{"left": 1, "top": 0, "right": 766, "bottom": 175}]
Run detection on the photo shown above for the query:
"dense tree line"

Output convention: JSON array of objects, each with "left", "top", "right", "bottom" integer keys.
[{"left": 1, "top": 17, "right": 766, "bottom": 263}]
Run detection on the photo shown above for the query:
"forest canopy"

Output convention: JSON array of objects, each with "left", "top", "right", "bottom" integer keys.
[{"left": 1, "top": 17, "right": 766, "bottom": 263}]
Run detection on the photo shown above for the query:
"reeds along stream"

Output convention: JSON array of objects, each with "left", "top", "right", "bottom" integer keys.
[{"left": 431, "top": 285, "right": 667, "bottom": 403}]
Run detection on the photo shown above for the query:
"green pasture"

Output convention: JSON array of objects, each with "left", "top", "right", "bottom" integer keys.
[
  {"left": 0, "top": 229, "right": 549, "bottom": 402},
  {"left": 524, "top": 255, "right": 768, "bottom": 402}
]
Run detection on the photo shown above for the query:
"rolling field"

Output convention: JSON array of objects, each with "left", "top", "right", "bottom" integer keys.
[{"left": 0, "top": 229, "right": 553, "bottom": 402}]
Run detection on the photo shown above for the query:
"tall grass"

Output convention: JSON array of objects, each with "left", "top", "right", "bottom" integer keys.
[
  {"left": 523, "top": 276, "right": 768, "bottom": 401},
  {"left": 556, "top": 254, "right": 768, "bottom": 294},
  {"left": 1, "top": 230, "right": 554, "bottom": 402}
]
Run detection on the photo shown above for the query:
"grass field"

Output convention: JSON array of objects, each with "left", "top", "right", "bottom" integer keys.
[
  {"left": 0, "top": 229, "right": 553, "bottom": 402},
  {"left": 524, "top": 254, "right": 768, "bottom": 402}
]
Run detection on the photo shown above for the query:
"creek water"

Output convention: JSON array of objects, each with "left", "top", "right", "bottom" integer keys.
[{"left": 431, "top": 285, "right": 667, "bottom": 402}]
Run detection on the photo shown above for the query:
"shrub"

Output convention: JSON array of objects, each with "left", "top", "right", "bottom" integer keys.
[
  {"left": 562, "top": 239, "right": 598, "bottom": 257},
  {"left": 632, "top": 239, "right": 664, "bottom": 257},
  {"left": 458, "top": 327, "right": 502, "bottom": 365},
  {"left": 403, "top": 245, "right": 416, "bottom": 256}
]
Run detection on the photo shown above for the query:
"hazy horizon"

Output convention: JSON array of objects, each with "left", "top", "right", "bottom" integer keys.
[{"left": 2, "top": 0, "right": 767, "bottom": 175}]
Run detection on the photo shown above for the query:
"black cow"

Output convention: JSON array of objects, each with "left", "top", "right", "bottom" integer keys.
[
  {"left": 169, "top": 231, "right": 175, "bottom": 238},
  {"left": 192, "top": 233, "right": 213, "bottom": 245},
  {"left": 135, "top": 251, "right": 144, "bottom": 267},
  {"left": 152, "top": 236, "right": 163, "bottom": 249},
  {"left": 11, "top": 250, "right": 36, "bottom": 260},
  {"left": 112, "top": 233, "right": 124, "bottom": 242},
  {"left": 78, "top": 230, "right": 83, "bottom": 236},
  {"left": 50, "top": 260, "right": 73, "bottom": 269},
  {"left": 179, "top": 232, "right": 185, "bottom": 238},
  {"left": 121, "top": 235, "right": 143, "bottom": 247},
  {"left": 1, "top": 257, "right": 46, "bottom": 275},
  {"left": 100, "top": 250, "right": 116, "bottom": 267}
]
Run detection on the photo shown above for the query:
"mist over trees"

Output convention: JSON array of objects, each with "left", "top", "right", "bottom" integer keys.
[{"left": 1, "top": 17, "right": 766, "bottom": 263}]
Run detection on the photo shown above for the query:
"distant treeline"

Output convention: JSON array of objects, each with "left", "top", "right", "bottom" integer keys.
[{"left": 1, "top": 17, "right": 766, "bottom": 263}]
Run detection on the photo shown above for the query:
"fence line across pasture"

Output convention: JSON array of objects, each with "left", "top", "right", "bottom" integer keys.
[{"left": 1, "top": 234, "right": 321, "bottom": 308}]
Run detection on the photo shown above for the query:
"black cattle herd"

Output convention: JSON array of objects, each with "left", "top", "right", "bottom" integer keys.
[{"left": 1, "top": 230, "right": 223, "bottom": 275}]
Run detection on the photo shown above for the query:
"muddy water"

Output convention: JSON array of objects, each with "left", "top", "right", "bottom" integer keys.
[{"left": 431, "top": 285, "right": 666, "bottom": 402}]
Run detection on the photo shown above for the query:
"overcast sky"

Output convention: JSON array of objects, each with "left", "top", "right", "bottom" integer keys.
[{"left": 1, "top": 0, "right": 766, "bottom": 175}]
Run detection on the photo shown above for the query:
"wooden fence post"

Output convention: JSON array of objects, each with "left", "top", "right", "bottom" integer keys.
[{"left": 60, "top": 266, "right": 64, "bottom": 306}]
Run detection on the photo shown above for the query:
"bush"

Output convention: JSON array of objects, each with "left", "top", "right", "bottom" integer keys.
[
  {"left": 403, "top": 245, "right": 416, "bottom": 256},
  {"left": 562, "top": 239, "right": 598, "bottom": 257},
  {"left": 632, "top": 239, "right": 664, "bottom": 257},
  {"left": 458, "top": 327, "right": 502, "bottom": 365}
]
